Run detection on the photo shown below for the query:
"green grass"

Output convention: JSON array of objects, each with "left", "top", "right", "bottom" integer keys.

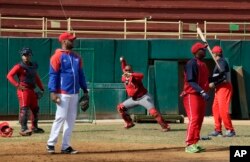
[{"left": 2, "top": 122, "right": 250, "bottom": 147}]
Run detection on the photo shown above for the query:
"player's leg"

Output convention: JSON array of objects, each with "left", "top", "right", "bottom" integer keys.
[
  {"left": 30, "top": 90, "right": 44, "bottom": 133},
  {"left": 208, "top": 92, "right": 222, "bottom": 136},
  {"left": 183, "top": 94, "right": 201, "bottom": 153},
  {"left": 17, "top": 89, "right": 32, "bottom": 136},
  {"left": 139, "top": 93, "right": 170, "bottom": 131},
  {"left": 218, "top": 83, "right": 235, "bottom": 137},
  {"left": 47, "top": 94, "right": 70, "bottom": 150},
  {"left": 117, "top": 98, "right": 137, "bottom": 129},
  {"left": 61, "top": 93, "right": 78, "bottom": 154}
]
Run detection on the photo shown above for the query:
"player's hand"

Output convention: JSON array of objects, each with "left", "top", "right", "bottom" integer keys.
[
  {"left": 209, "top": 82, "right": 215, "bottom": 88},
  {"left": 17, "top": 85, "right": 26, "bottom": 90},
  {"left": 120, "top": 56, "right": 124, "bottom": 62},
  {"left": 123, "top": 72, "right": 131, "bottom": 78},
  {"left": 200, "top": 91, "right": 210, "bottom": 101},
  {"left": 50, "top": 92, "right": 60, "bottom": 104}
]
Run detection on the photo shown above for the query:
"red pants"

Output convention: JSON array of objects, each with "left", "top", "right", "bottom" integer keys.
[
  {"left": 17, "top": 88, "right": 39, "bottom": 129},
  {"left": 17, "top": 88, "right": 38, "bottom": 108},
  {"left": 212, "top": 83, "right": 234, "bottom": 132},
  {"left": 183, "top": 94, "right": 206, "bottom": 146}
]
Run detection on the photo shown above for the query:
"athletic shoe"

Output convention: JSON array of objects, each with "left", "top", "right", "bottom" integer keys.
[
  {"left": 47, "top": 145, "right": 55, "bottom": 154},
  {"left": 185, "top": 144, "right": 200, "bottom": 153},
  {"left": 208, "top": 131, "right": 222, "bottom": 137},
  {"left": 61, "top": 147, "right": 78, "bottom": 154},
  {"left": 195, "top": 144, "right": 206, "bottom": 152},
  {"left": 19, "top": 130, "right": 32, "bottom": 136},
  {"left": 224, "top": 130, "right": 236, "bottom": 137},
  {"left": 162, "top": 125, "right": 171, "bottom": 132},
  {"left": 32, "top": 127, "right": 45, "bottom": 133},
  {"left": 124, "top": 123, "right": 135, "bottom": 129}
]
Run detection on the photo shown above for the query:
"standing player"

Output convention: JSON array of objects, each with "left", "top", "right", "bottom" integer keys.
[
  {"left": 180, "top": 42, "right": 210, "bottom": 153},
  {"left": 7, "top": 47, "right": 45, "bottom": 136},
  {"left": 47, "top": 32, "right": 88, "bottom": 154},
  {"left": 208, "top": 46, "right": 236, "bottom": 137},
  {"left": 117, "top": 57, "right": 170, "bottom": 132}
]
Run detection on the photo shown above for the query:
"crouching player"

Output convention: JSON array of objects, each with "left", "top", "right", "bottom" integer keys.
[{"left": 117, "top": 57, "right": 170, "bottom": 132}]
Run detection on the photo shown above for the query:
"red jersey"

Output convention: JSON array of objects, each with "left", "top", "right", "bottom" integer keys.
[
  {"left": 182, "top": 58, "right": 209, "bottom": 94},
  {"left": 121, "top": 59, "right": 147, "bottom": 99},
  {"left": 7, "top": 62, "right": 44, "bottom": 90}
]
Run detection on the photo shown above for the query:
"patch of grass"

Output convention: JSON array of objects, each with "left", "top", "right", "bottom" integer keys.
[{"left": 1, "top": 122, "right": 250, "bottom": 148}]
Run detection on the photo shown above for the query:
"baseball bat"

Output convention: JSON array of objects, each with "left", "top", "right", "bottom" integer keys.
[{"left": 196, "top": 27, "right": 222, "bottom": 71}]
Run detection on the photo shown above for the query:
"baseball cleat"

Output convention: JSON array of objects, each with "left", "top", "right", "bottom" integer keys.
[
  {"left": 224, "top": 130, "right": 236, "bottom": 137},
  {"left": 195, "top": 144, "right": 206, "bottom": 152},
  {"left": 47, "top": 145, "right": 55, "bottom": 154},
  {"left": 162, "top": 125, "right": 171, "bottom": 132},
  {"left": 32, "top": 127, "right": 45, "bottom": 133},
  {"left": 124, "top": 123, "right": 135, "bottom": 129},
  {"left": 208, "top": 130, "right": 223, "bottom": 137},
  {"left": 185, "top": 144, "right": 200, "bottom": 153},
  {"left": 61, "top": 147, "right": 78, "bottom": 154},
  {"left": 19, "top": 130, "right": 32, "bottom": 136}
]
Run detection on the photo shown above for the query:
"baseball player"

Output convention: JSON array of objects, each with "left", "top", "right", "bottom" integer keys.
[
  {"left": 117, "top": 57, "right": 170, "bottom": 132},
  {"left": 7, "top": 47, "right": 45, "bottom": 136},
  {"left": 180, "top": 42, "right": 210, "bottom": 153},
  {"left": 47, "top": 32, "right": 88, "bottom": 154},
  {"left": 208, "top": 46, "right": 235, "bottom": 137}
]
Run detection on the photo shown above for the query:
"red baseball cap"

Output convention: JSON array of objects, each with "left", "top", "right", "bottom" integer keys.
[
  {"left": 58, "top": 32, "right": 76, "bottom": 42},
  {"left": 191, "top": 42, "right": 207, "bottom": 54},
  {"left": 212, "top": 46, "right": 222, "bottom": 54}
]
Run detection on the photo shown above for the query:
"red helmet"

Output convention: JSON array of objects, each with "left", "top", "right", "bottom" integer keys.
[
  {"left": 0, "top": 122, "right": 13, "bottom": 137},
  {"left": 191, "top": 42, "right": 207, "bottom": 54},
  {"left": 212, "top": 46, "right": 222, "bottom": 54}
]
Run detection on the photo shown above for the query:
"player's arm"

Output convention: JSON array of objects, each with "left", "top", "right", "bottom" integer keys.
[
  {"left": 120, "top": 56, "right": 127, "bottom": 72},
  {"left": 131, "top": 72, "right": 144, "bottom": 81},
  {"left": 6, "top": 64, "right": 20, "bottom": 87},
  {"left": 48, "top": 50, "right": 61, "bottom": 93},
  {"left": 48, "top": 50, "right": 62, "bottom": 103},
  {"left": 185, "top": 60, "right": 203, "bottom": 93},
  {"left": 35, "top": 74, "right": 44, "bottom": 91},
  {"left": 78, "top": 57, "right": 88, "bottom": 94},
  {"left": 209, "top": 59, "right": 229, "bottom": 87}
]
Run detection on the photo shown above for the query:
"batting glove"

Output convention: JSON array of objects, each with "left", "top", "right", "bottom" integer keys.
[{"left": 200, "top": 90, "right": 210, "bottom": 101}]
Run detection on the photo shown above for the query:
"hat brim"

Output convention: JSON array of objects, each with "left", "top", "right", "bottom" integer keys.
[{"left": 68, "top": 35, "right": 76, "bottom": 41}]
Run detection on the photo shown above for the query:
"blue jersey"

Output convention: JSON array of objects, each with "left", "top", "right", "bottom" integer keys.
[{"left": 48, "top": 49, "right": 88, "bottom": 94}]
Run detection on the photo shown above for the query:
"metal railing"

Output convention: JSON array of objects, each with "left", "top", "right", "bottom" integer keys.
[{"left": 0, "top": 15, "right": 250, "bottom": 39}]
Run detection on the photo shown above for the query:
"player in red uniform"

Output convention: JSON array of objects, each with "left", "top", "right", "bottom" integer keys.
[
  {"left": 117, "top": 57, "right": 170, "bottom": 132},
  {"left": 208, "top": 46, "right": 236, "bottom": 137},
  {"left": 180, "top": 42, "right": 210, "bottom": 153},
  {"left": 7, "top": 47, "right": 45, "bottom": 136}
]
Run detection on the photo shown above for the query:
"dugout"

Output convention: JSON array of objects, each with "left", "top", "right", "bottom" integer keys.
[{"left": 0, "top": 38, "right": 249, "bottom": 120}]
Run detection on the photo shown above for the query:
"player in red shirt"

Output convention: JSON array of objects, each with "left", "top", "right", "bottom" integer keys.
[
  {"left": 7, "top": 47, "right": 45, "bottom": 136},
  {"left": 208, "top": 46, "right": 235, "bottom": 137},
  {"left": 117, "top": 57, "right": 170, "bottom": 132},
  {"left": 180, "top": 42, "right": 210, "bottom": 153}
]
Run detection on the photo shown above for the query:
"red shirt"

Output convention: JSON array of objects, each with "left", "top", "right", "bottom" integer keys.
[
  {"left": 121, "top": 59, "right": 147, "bottom": 99},
  {"left": 183, "top": 58, "right": 209, "bottom": 94},
  {"left": 7, "top": 63, "right": 44, "bottom": 90}
]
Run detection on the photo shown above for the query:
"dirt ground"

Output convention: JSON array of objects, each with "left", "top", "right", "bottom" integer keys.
[
  {"left": 1, "top": 117, "right": 249, "bottom": 162},
  {"left": 0, "top": 142, "right": 229, "bottom": 162}
]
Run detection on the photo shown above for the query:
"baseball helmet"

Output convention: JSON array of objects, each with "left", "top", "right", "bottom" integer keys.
[
  {"left": 212, "top": 46, "right": 223, "bottom": 54},
  {"left": 20, "top": 47, "right": 32, "bottom": 56},
  {"left": 0, "top": 122, "right": 14, "bottom": 137},
  {"left": 191, "top": 42, "right": 207, "bottom": 54}
]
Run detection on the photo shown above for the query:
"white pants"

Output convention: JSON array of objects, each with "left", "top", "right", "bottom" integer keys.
[{"left": 47, "top": 93, "right": 79, "bottom": 150}]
